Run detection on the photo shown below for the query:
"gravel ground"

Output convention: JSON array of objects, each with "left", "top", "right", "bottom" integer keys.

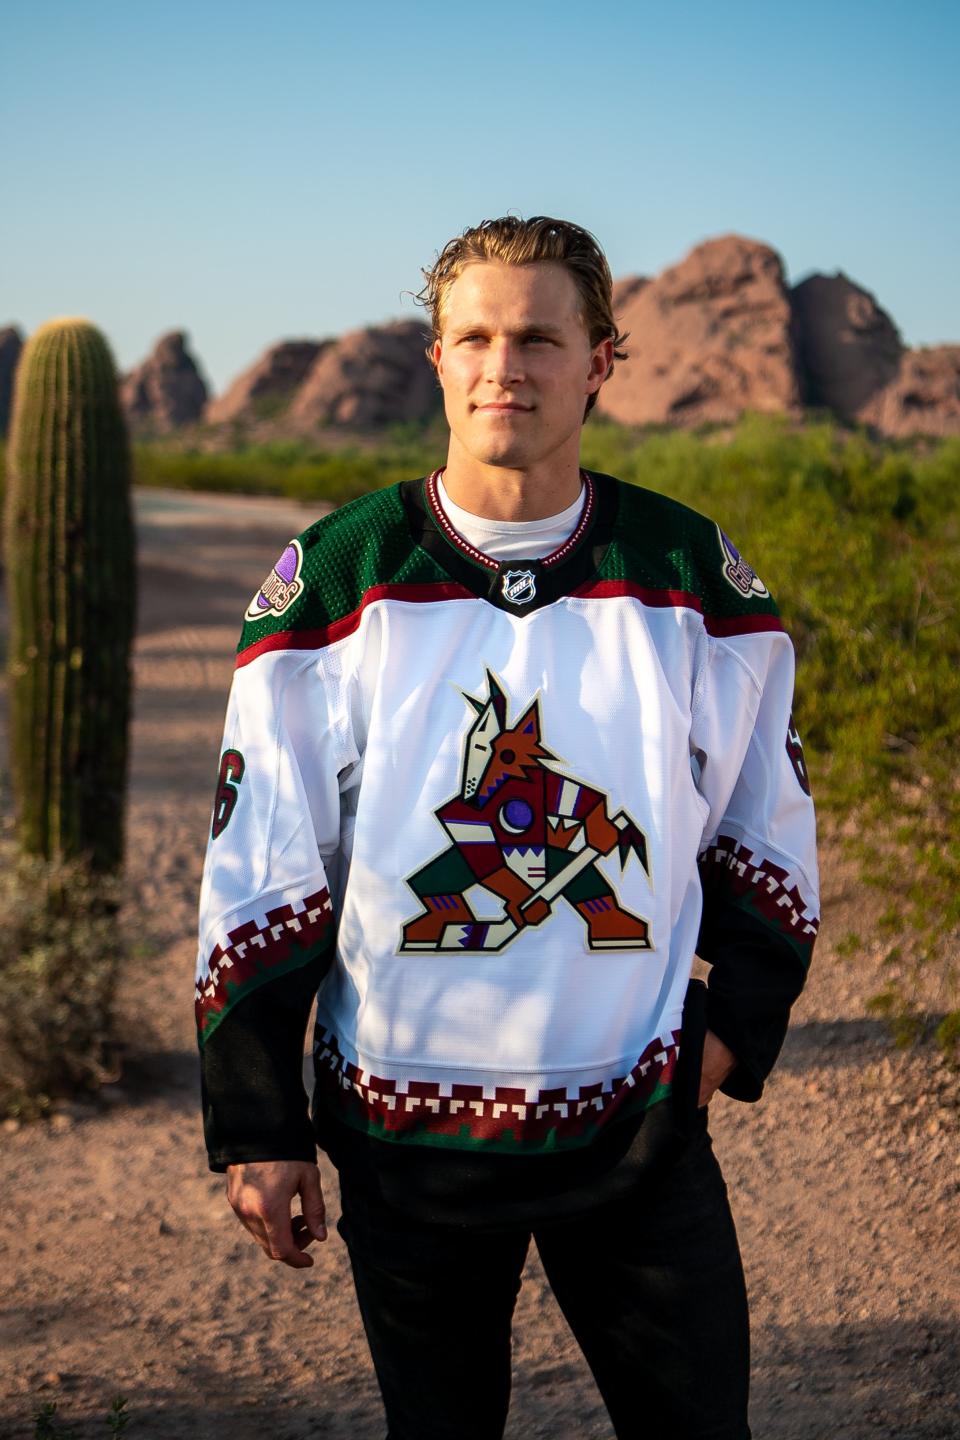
[{"left": 0, "top": 487, "right": 957, "bottom": 1440}]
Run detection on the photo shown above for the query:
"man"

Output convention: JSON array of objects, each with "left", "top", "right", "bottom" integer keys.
[{"left": 196, "top": 216, "right": 820, "bottom": 1439}]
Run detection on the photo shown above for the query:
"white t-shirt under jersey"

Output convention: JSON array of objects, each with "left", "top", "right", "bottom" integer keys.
[{"left": 436, "top": 474, "right": 585, "bottom": 561}]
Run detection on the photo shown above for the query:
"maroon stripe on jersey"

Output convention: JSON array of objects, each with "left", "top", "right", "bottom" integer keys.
[
  {"left": 568, "top": 578, "right": 785, "bottom": 637},
  {"left": 235, "top": 581, "right": 477, "bottom": 667},
  {"left": 705, "top": 612, "right": 786, "bottom": 638}
]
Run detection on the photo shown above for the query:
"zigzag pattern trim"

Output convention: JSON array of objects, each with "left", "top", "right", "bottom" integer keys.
[
  {"left": 196, "top": 887, "right": 334, "bottom": 1037},
  {"left": 313, "top": 1026, "right": 679, "bottom": 1145},
  {"left": 698, "top": 833, "right": 819, "bottom": 946}
]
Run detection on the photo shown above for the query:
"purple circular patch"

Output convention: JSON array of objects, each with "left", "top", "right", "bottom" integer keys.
[
  {"left": 275, "top": 544, "right": 299, "bottom": 583},
  {"left": 503, "top": 799, "right": 533, "bottom": 830}
]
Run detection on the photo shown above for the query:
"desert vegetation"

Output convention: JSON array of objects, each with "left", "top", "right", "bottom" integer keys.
[
  {"left": 0, "top": 411, "right": 957, "bottom": 1116},
  {"left": 127, "top": 412, "right": 960, "bottom": 1052}
]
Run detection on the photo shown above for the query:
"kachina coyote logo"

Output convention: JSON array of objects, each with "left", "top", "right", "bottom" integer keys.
[{"left": 400, "top": 672, "right": 653, "bottom": 954}]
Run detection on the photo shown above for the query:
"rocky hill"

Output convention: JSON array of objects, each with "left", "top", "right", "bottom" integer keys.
[
  {"left": 858, "top": 345, "right": 960, "bottom": 439},
  {"left": 204, "top": 340, "right": 330, "bottom": 426},
  {"left": 603, "top": 238, "right": 960, "bottom": 439},
  {"left": 2, "top": 235, "right": 957, "bottom": 442},
  {"left": 285, "top": 321, "right": 437, "bottom": 431},
  {"left": 600, "top": 235, "right": 801, "bottom": 427},
  {"left": 119, "top": 330, "right": 208, "bottom": 436}
]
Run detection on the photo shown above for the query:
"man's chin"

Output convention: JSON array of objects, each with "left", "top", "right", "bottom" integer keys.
[{"left": 459, "top": 435, "right": 535, "bottom": 469}]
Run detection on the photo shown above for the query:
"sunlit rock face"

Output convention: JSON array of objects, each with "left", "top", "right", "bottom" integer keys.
[
  {"left": 287, "top": 320, "right": 440, "bottom": 431},
  {"left": 598, "top": 235, "right": 800, "bottom": 428},
  {"left": 205, "top": 340, "right": 330, "bottom": 426},
  {"left": 857, "top": 345, "right": 960, "bottom": 439}
]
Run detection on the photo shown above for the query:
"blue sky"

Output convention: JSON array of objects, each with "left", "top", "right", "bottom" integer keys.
[{"left": 3, "top": 0, "right": 957, "bottom": 395}]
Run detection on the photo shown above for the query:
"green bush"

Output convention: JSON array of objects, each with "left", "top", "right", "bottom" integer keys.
[
  {"left": 33, "top": 1393, "right": 130, "bottom": 1437},
  {"left": 132, "top": 420, "right": 448, "bottom": 508}
]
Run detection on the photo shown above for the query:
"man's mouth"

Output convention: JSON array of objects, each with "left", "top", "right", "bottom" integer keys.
[{"left": 474, "top": 402, "right": 534, "bottom": 412}]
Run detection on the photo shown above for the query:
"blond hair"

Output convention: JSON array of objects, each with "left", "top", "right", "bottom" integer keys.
[{"left": 416, "top": 215, "right": 628, "bottom": 416}]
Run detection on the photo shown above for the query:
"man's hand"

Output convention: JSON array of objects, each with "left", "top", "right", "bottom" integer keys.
[
  {"left": 697, "top": 1029, "right": 739, "bottom": 1108},
  {"left": 226, "top": 1160, "right": 327, "bottom": 1269}
]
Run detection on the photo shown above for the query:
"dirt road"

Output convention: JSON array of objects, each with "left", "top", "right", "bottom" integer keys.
[{"left": 1, "top": 487, "right": 957, "bottom": 1439}]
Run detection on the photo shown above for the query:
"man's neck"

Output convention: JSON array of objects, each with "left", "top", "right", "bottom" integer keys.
[{"left": 440, "top": 433, "right": 584, "bottom": 521}]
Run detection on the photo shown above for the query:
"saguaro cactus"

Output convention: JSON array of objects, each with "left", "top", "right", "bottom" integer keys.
[{"left": 4, "top": 317, "right": 136, "bottom": 872}]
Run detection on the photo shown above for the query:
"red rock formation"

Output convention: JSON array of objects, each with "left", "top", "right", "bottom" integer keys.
[
  {"left": 790, "top": 272, "right": 904, "bottom": 418},
  {"left": 611, "top": 275, "right": 648, "bottom": 318},
  {"left": 789, "top": 273, "right": 960, "bottom": 436},
  {"left": 102, "top": 239, "right": 960, "bottom": 442},
  {"left": 0, "top": 325, "right": 24, "bottom": 436},
  {"left": 598, "top": 236, "right": 800, "bottom": 428},
  {"left": 205, "top": 339, "right": 330, "bottom": 426},
  {"left": 121, "top": 331, "right": 208, "bottom": 434},
  {"left": 287, "top": 321, "right": 439, "bottom": 431},
  {"left": 859, "top": 346, "right": 960, "bottom": 439}
]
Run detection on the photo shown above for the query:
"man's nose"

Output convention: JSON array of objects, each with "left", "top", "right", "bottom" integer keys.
[{"left": 485, "top": 339, "right": 524, "bottom": 387}]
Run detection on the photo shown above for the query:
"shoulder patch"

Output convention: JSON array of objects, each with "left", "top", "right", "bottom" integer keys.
[
  {"left": 245, "top": 538, "right": 304, "bottom": 622},
  {"left": 717, "top": 527, "right": 769, "bottom": 599}
]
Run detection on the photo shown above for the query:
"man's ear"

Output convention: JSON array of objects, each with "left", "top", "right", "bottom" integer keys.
[
  {"left": 432, "top": 337, "right": 444, "bottom": 383},
  {"left": 587, "top": 336, "right": 615, "bottom": 396}
]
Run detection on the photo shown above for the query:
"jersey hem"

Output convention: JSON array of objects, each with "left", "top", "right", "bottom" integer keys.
[{"left": 311, "top": 1025, "right": 680, "bottom": 1153}]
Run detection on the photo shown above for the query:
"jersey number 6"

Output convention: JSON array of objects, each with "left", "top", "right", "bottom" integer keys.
[{"left": 211, "top": 749, "right": 245, "bottom": 839}]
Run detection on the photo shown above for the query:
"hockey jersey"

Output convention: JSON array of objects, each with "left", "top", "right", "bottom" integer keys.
[{"left": 196, "top": 469, "right": 820, "bottom": 1177}]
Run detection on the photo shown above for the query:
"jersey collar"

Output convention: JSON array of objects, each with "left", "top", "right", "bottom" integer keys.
[
  {"left": 399, "top": 468, "right": 617, "bottom": 615},
  {"left": 423, "top": 468, "right": 597, "bottom": 574}
]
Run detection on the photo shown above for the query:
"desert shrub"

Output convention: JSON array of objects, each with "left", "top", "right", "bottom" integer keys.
[
  {"left": 33, "top": 1394, "right": 130, "bottom": 1437},
  {"left": 0, "top": 835, "right": 128, "bottom": 1117}
]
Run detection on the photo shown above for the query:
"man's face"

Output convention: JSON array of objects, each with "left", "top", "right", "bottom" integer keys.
[{"left": 432, "top": 261, "right": 612, "bottom": 470}]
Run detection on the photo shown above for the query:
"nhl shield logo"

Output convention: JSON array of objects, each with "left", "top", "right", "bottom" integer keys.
[{"left": 501, "top": 569, "right": 537, "bottom": 606}]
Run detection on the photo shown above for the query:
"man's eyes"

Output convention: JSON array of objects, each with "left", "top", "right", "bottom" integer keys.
[{"left": 459, "top": 334, "right": 552, "bottom": 344}]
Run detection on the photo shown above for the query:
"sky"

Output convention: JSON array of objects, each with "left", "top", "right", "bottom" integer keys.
[{"left": 2, "top": 0, "right": 958, "bottom": 396}]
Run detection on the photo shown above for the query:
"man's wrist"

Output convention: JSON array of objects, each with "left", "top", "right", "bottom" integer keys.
[{"left": 698, "top": 1029, "right": 740, "bottom": 1106}]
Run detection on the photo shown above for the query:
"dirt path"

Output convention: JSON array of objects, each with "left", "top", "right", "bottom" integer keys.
[{"left": 1, "top": 488, "right": 957, "bottom": 1439}]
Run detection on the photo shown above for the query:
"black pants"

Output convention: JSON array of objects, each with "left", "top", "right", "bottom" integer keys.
[{"left": 336, "top": 1120, "right": 752, "bottom": 1440}]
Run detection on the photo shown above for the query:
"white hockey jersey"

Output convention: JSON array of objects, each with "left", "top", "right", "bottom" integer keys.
[{"left": 196, "top": 469, "right": 819, "bottom": 1168}]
